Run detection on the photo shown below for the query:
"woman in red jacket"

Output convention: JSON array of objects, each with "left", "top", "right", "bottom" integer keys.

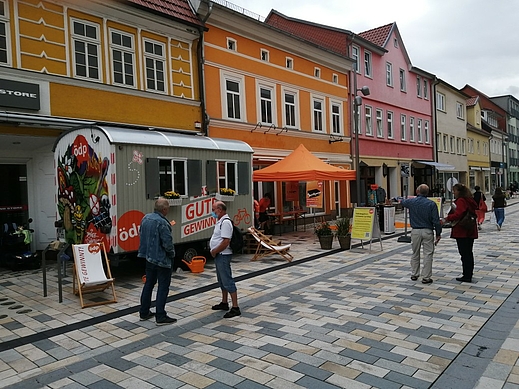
[{"left": 443, "top": 183, "right": 478, "bottom": 283}]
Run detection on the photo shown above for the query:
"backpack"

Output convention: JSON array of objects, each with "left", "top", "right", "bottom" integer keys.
[{"left": 222, "top": 218, "right": 244, "bottom": 253}]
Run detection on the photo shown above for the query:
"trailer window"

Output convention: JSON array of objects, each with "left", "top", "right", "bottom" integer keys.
[
  {"left": 159, "top": 159, "right": 187, "bottom": 196},
  {"left": 218, "top": 161, "right": 237, "bottom": 193}
]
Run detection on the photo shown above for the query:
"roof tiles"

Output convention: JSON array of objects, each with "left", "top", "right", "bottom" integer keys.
[
  {"left": 358, "top": 23, "right": 394, "bottom": 47},
  {"left": 127, "top": 0, "right": 203, "bottom": 27}
]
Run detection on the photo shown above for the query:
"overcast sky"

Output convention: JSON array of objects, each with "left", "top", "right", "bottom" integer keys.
[{"left": 228, "top": 0, "right": 519, "bottom": 101}]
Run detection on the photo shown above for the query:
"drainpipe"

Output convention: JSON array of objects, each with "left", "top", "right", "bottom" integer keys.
[{"left": 196, "top": 1, "right": 213, "bottom": 136}]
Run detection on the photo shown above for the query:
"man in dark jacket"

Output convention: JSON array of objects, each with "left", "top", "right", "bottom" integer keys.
[{"left": 138, "top": 198, "right": 176, "bottom": 325}]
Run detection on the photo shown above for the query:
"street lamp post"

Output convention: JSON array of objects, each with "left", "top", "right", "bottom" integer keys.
[{"left": 353, "top": 71, "right": 370, "bottom": 206}]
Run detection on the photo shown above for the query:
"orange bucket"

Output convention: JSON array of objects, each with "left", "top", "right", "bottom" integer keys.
[{"left": 182, "top": 256, "right": 206, "bottom": 273}]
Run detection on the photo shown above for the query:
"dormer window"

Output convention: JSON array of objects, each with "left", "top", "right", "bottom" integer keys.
[
  {"left": 227, "top": 38, "right": 236, "bottom": 51},
  {"left": 260, "top": 49, "right": 269, "bottom": 62},
  {"left": 314, "top": 67, "right": 321, "bottom": 78}
]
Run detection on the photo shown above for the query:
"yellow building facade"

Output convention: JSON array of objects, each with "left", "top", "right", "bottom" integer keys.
[{"left": 466, "top": 97, "right": 491, "bottom": 192}]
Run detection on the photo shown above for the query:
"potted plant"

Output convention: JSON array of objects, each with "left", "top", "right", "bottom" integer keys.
[
  {"left": 315, "top": 220, "right": 333, "bottom": 249},
  {"left": 216, "top": 188, "right": 236, "bottom": 201},
  {"left": 335, "top": 217, "right": 351, "bottom": 250},
  {"left": 163, "top": 190, "right": 182, "bottom": 206}
]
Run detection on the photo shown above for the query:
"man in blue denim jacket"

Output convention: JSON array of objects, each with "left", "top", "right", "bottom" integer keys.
[{"left": 138, "top": 198, "right": 176, "bottom": 325}]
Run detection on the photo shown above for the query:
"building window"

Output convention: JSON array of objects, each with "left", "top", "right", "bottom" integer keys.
[
  {"left": 409, "top": 117, "right": 415, "bottom": 142},
  {"left": 387, "top": 111, "right": 394, "bottom": 139},
  {"left": 443, "top": 134, "right": 448, "bottom": 152},
  {"left": 0, "top": 0, "right": 10, "bottom": 65},
  {"left": 286, "top": 57, "right": 293, "bottom": 69},
  {"left": 365, "top": 105, "right": 373, "bottom": 136},
  {"left": 456, "top": 137, "right": 461, "bottom": 154},
  {"left": 394, "top": 38, "right": 398, "bottom": 48},
  {"left": 283, "top": 89, "right": 298, "bottom": 128},
  {"left": 364, "top": 50, "right": 372, "bottom": 77},
  {"left": 144, "top": 39, "right": 166, "bottom": 92},
  {"left": 424, "top": 121, "right": 430, "bottom": 144},
  {"left": 450, "top": 136, "right": 455, "bottom": 153},
  {"left": 400, "top": 114, "right": 406, "bottom": 141},
  {"left": 386, "top": 62, "right": 393, "bottom": 86},
  {"left": 376, "top": 109, "right": 383, "bottom": 137},
  {"left": 436, "top": 92, "right": 446, "bottom": 111},
  {"left": 224, "top": 75, "right": 243, "bottom": 120},
  {"left": 159, "top": 159, "right": 187, "bottom": 196},
  {"left": 462, "top": 138, "right": 466, "bottom": 154},
  {"left": 423, "top": 79, "right": 429, "bottom": 99},
  {"left": 71, "top": 19, "right": 101, "bottom": 80},
  {"left": 218, "top": 161, "right": 237, "bottom": 193},
  {"left": 437, "top": 133, "right": 441, "bottom": 152},
  {"left": 330, "top": 101, "right": 342, "bottom": 134},
  {"left": 332, "top": 73, "right": 338, "bottom": 84},
  {"left": 352, "top": 45, "right": 360, "bottom": 73},
  {"left": 456, "top": 102, "right": 465, "bottom": 119},
  {"left": 258, "top": 85, "right": 274, "bottom": 124},
  {"left": 110, "top": 29, "right": 135, "bottom": 87},
  {"left": 314, "top": 67, "right": 321, "bottom": 78},
  {"left": 399, "top": 69, "right": 406, "bottom": 92},
  {"left": 227, "top": 38, "right": 236, "bottom": 51},
  {"left": 312, "top": 97, "right": 325, "bottom": 132},
  {"left": 416, "top": 76, "right": 422, "bottom": 97},
  {"left": 417, "top": 119, "right": 422, "bottom": 143},
  {"left": 260, "top": 49, "right": 269, "bottom": 62}
]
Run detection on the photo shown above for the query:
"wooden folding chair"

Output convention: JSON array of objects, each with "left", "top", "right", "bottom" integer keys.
[
  {"left": 72, "top": 242, "right": 117, "bottom": 308},
  {"left": 248, "top": 227, "right": 293, "bottom": 262}
]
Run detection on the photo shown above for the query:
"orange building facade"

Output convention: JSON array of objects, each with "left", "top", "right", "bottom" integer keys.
[{"left": 200, "top": 2, "right": 354, "bottom": 219}]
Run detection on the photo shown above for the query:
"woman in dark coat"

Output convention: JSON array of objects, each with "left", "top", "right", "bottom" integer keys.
[
  {"left": 492, "top": 187, "right": 507, "bottom": 230},
  {"left": 443, "top": 183, "right": 478, "bottom": 283}
]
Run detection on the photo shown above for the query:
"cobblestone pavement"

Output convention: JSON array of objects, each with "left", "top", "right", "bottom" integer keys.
[{"left": 1, "top": 200, "right": 519, "bottom": 388}]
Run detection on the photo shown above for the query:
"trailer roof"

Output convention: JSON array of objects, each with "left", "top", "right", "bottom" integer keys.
[{"left": 53, "top": 125, "right": 253, "bottom": 153}]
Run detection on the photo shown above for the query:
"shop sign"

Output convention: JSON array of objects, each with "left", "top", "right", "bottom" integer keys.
[{"left": 0, "top": 78, "right": 40, "bottom": 110}]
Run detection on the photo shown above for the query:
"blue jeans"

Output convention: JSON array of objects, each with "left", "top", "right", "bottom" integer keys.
[
  {"left": 494, "top": 207, "right": 505, "bottom": 227},
  {"left": 140, "top": 261, "right": 172, "bottom": 320},
  {"left": 214, "top": 253, "right": 237, "bottom": 293}
]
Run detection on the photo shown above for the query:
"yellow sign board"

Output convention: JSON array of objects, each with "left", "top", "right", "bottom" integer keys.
[
  {"left": 428, "top": 197, "right": 443, "bottom": 216},
  {"left": 351, "top": 207, "right": 376, "bottom": 240}
]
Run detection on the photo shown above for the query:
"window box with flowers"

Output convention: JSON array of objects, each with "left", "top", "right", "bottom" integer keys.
[
  {"left": 315, "top": 221, "right": 334, "bottom": 249},
  {"left": 215, "top": 188, "right": 235, "bottom": 202},
  {"left": 163, "top": 191, "right": 182, "bottom": 206}
]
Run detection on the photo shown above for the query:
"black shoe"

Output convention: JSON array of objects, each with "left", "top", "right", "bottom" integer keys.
[
  {"left": 156, "top": 316, "right": 177, "bottom": 326},
  {"left": 421, "top": 278, "right": 433, "bottom": 284},
  {"left": 456, "top": 277, "right": 472, "bottom": 283},
  {"left": 411, "top": 276, "right": 418, "bottom": 281},
  {"left": 223, "top": 307, "right": 241, "bottom": 318},
  {"left": 139, "top": 311, "right": 155, "bottom": 321},
  {"left": 212, "top": 302, "right": 229, "bottom": 311}
]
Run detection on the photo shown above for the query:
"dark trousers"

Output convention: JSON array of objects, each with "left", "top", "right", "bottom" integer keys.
[
  {"left": 456, "top": 238, "right": 474, "bottom": 279},
  {"left": 140, "top": 261, "right": 172, "bottom": 320}
]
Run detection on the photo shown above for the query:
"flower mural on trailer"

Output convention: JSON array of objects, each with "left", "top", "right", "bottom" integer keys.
[{"left": 57, "top": 135, "right": 112, "bottom": 245}]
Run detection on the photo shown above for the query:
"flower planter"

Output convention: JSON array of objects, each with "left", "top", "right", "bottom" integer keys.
[
  {"left": 166, "top": 199, "right": 182, "bottom": 206},
  {"left": 215, "top": 193, "right": 235, "bottom": 202},
  {"left": 318, "top": 235, "right": 333, "bottom": 250},
  {"left": 338, "top": 235, "right": 351, "bottom": 250}
]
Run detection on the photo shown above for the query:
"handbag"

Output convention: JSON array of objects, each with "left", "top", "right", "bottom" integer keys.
[{"left": 457, "top": 210, "right": 477, "bottom": 230}]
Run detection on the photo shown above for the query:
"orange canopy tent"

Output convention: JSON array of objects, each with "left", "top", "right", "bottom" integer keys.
[{"left": 253, "top": 144, "right": 356, "bottom": 182}]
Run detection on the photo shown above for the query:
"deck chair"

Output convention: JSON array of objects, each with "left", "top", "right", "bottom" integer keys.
[
  {"left": 248, "top": 227, "right": 293, "bottom": 262},
  {"left": 72, "top": 242, "right": 117, "bottom": 308}
]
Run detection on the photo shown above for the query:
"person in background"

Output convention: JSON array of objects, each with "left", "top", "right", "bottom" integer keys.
[
  {"left": 492, "top": 187, "right": 507, "bottom": 231},
  {"left": 473, "top": 186, "right": 486, "bottom": 230},
  {"left": 401, "top": 184, "right": 442, "bottom": 285},
  {"left": 253, "top": 198, "right": 260, "bottom": 228},
  {"left": 138, "top": 198, "right": 177, "bottom": 325},
  {"left": 258, "top": 193, "right": 272, "bottom": 230},
  {"left": 442, "top": 183, "right": 478, "bottom": 283},
  {"left": 210, "top": 201, "right": 241, "bottom": 318}
]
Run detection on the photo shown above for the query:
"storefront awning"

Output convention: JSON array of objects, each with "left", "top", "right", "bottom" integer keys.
[{"left": 414, "top": 160, "right": 455, "bottom": 171}]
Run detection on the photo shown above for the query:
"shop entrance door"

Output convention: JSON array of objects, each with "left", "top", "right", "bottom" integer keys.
[{"left": 0, "top": 164, "right": 29, "bottom": 228}]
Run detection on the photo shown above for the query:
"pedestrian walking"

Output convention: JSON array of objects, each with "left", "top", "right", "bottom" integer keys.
[
  {"left": 401, "top": 184, "right": 442, "bottom": 284},
  {"left": 473, "top": 186, "right": 487, "bottom": 230},
  {"left": 138, "top": 198, "right": 177, "bottom": 325},
  {"left": 492, "top": 187, "right": 507, "bottom": 231},
  {"left": 442, "top": 183, "right": 478, "bottom": 283},
  {"left": 210, "top": 201, "right": 241, "bottom": 318}
]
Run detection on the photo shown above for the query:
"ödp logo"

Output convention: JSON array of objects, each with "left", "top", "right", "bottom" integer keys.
[
  {"left": 72, "top": 135, "right": 90, "bottom": 165},
  {"left": 87, "top": 243, "right": 101, "bottom": 254},
  {"left": 118, "top": 210, "right": 145, "bottom": 252}
]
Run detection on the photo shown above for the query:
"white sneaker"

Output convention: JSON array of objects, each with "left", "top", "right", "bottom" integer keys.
[{"left": 497, "top": 224, "right": 501, "bottom": 231}]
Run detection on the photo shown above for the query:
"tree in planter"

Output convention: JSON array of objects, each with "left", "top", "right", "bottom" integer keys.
[
  {"left": 315, "top": 221, "right": 333, "bottom": 249},
  {"left": 335, "top": 217, "right": 351, "bottom": 250}
]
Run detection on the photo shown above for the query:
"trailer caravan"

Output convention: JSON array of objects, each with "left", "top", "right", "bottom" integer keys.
[{"left": 53, "top": 125, "right": 253, "bottom": 266}]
